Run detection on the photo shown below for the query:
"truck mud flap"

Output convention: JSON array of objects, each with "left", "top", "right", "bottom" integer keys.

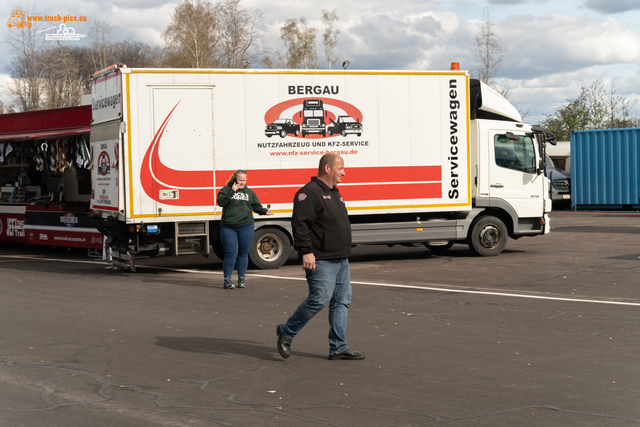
[{"left": 110, "top": 247, "right": 136, "bottom": 272}]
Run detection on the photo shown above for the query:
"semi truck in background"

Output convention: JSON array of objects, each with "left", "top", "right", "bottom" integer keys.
[
  {"left": 89, "top": 63, "right": 556, "bottom": 271},
  {"left": 545, "top": 140, "right": 571, "bottom": 205}
]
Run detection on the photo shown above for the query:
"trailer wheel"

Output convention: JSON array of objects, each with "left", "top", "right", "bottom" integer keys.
[
  {"left": 424, "top": 241, "right": 454, "bottom": 253},
  {"left": 249, "top": 228, "right": 290, "bottom": 269},
  {"left": 468, "top": 216, "right": 508, "bottom": 256}
]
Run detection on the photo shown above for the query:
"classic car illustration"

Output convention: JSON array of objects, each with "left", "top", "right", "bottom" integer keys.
[
  {"left": 265, "top": 118, "right": 301, "bottom": 138},
  {"left": 327, "top": 116, "right": 362, "bottom": 137}
]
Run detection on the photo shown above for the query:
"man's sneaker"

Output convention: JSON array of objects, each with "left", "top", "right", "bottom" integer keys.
[
  {"left": 276, "top": 324, "right": 292, "bottom": 359},
  {"left": 223, "top": 278, "right": 234, "bottom": 289},
  {"left": 237, "top": 277, "right": 246, "bottom": 288},
  {"left": 328, "top": 348, "right": 365, "bottom": 360}
]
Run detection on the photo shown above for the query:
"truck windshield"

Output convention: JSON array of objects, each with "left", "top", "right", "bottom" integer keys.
[{"left": 495, "top": 135, "right": 536, "bottom": 174}]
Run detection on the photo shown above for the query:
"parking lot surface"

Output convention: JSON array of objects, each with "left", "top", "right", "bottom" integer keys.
[{"left": 0, "top": 211, "right": 639, "bottom": 426}]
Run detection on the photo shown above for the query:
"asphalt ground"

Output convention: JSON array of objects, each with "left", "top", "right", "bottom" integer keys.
[{"left": 0, "top": 211, "right": 639, "bottom": 427}]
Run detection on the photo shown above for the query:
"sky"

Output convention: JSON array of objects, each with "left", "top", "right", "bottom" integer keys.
[{"left": 1, "top": 0, "right": 640, "bottom": 126}]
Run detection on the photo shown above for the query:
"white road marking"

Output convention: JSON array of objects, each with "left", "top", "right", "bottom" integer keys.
[{"left": 2, "top": 254, "right": 639, "bottom": 307}]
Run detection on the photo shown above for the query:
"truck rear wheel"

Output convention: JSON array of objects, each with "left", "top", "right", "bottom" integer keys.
[
  {"left": 249, "top": 228, "right": 290, "bottom": 269},
  {"left": 212, "top": 240, "right": 225, "bottom": 260},
  {"left": 468, "top": 216, "right": 508, "bottom": 256}
]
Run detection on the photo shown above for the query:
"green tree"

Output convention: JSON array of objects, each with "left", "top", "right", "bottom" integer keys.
[
  {"left": 264, "top": 17, "right": 317, "bottom": 69},
  {"left": 540, "top": 80, "right": 636, "bottom": 140},
  {"left": 162, "top": 0, "right": 221, "bottom": 68}
]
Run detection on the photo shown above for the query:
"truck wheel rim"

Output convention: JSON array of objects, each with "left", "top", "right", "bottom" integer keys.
[
  {"left": 257, "top": 233, "right": 282, "bottom": 261},
  {"left": 479, "top": 224, "right": 500, "bottom": 249}
]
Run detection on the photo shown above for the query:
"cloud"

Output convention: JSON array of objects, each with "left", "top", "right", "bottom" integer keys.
[
  {"left": 495, "top": 14, "right": 640, "bottom": 80},
  {"left": 339, "top": 11, "right": 448, "bottom": 70},
  {"left": 581, "top": 0, "right": 640, "bottom": 14},
  {"left": 487, "top": 0, "right": 530, "bottom": 4}
]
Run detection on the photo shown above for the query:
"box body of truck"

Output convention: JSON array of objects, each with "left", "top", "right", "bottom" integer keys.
[{"left": 90, "top": 65, "right": 552, "bottom": 270}]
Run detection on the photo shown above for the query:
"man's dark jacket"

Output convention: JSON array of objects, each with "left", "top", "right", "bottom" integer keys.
[{"left": 292, "top": 176, "right": 351, "bottom": 260}]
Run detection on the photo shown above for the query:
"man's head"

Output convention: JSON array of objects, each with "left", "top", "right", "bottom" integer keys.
[{"left": 317, "top": 153, "right": 345, "bottom": 188}]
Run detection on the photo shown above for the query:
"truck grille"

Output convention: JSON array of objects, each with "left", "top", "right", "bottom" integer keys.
[
  {"left": 178, "top": 237, "right": 204, "bottom": 253},
  {"left": 178, "top": 222, "right": 206, "bottom": 236},
  {"left": 554, "top": 179, "right": 570, "bottom": 191},
  {"left": 175, "top": 222, "right": 209, "bottom": 255}
]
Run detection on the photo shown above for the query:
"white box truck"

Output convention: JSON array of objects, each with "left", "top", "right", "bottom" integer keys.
[{"left": 89, "top": 64, "right": 555, "bottom": 271}]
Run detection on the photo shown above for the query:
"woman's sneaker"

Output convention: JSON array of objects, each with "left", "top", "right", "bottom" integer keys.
[
  {"left": 223, "top": 278, "right": 235, "bottom": 289},
  {"left": 237, "top": 277, "right": 246, "bottom": 288}
]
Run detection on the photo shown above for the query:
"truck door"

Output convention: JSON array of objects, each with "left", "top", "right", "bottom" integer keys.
[
  {"left": 149, "top": 86, "right": 216, "bottom": 216},
  {"left": 489, "top": 132, "right": 544, "bottom": 217}
]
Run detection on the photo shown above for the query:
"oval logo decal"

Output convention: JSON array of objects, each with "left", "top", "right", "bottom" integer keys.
[{"left": 264, "top": 97, "right": 363, "bottom": 139}]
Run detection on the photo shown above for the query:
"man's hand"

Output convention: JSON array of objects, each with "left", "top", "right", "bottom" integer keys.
[{"left": 302, "top": 253, "right": 316, "bottom": 272}]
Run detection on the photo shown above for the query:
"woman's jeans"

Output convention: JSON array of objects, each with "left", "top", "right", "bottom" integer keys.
[
  {"left": 220, "top": 223, "right": 254, "bottom": 279},
  {"left": 281, "top": 258, "right": 352, "bottom": 355}
]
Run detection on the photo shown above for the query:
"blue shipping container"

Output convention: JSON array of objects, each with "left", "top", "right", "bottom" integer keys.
[{"left": 571, "top": 128, "right": 640, "bottom": 209}]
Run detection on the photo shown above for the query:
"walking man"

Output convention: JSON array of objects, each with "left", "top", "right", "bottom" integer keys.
[{"left": 276, "top": 153, "right": 364, "bottom": 360}]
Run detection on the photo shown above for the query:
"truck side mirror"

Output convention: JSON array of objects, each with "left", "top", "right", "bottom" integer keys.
[{"left": 538, "top": 159, "right": 545, "bottom": 175}]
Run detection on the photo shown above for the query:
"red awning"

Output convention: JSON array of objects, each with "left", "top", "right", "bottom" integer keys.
[
  {"left": 0, "top": 126, "right": 90, "bottom": 141},
  {"left": 0, "top": 105, "right": 91, "bottom": 141}
]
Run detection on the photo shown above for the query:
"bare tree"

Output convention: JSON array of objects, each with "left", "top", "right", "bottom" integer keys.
[
  {"left": 605, "top": 78, "right": 634, "bottom": 128},
  {"left": 321, "top": 9, "right": 339, "bottom": 69},
  {"left": 41, "top": 43, "right": 87, "bottom": 109},
  {"left": 0, "top": 100, "right": 15, "bottom": 114},
  {"left": 265, "top": 17, "right": 317, "bottom": 69},
  {"left": 4, "top": 11, "right": 165, "bottom": 111},
  {"left": 117, "top": 39, "right": 165, "bottom": 68},
  {"left": 4, "top": 9, "right": 45, "bottom": 111},
  {"left": 474, "top": 8, "right": 505, "bottom": 87},
  {"left": 86, "top": 18, "right": 119, "bottom": 72},
  {"left": 162, "top": 0, "right": 221, "bottom": 68},
  {"left": 218, "top": 0, "right": 265, "bottom": 68}
]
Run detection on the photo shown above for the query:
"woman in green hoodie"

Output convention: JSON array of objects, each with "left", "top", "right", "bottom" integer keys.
[{"left": 217, "top": 170, "right": 273, "bottom": 289}]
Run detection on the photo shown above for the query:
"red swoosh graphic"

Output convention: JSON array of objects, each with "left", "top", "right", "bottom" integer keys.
[{"left": 140, "top": 101, "right": 215, "bottom": 207}]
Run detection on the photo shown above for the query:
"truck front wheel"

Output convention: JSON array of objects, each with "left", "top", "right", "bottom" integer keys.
[
  {"left": 468, "top": 216, "right": 508, "bottom": 256},
  {"left": 249, "top": 228, "right": 290, "bottom": 269}
]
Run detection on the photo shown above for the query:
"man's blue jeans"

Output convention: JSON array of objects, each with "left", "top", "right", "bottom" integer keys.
[
  {"left": 220, "top": 223, "right": 254, "bottom": 279},
  {"left": 281, "top": 258, "right": 352, "bottom": 355}
]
